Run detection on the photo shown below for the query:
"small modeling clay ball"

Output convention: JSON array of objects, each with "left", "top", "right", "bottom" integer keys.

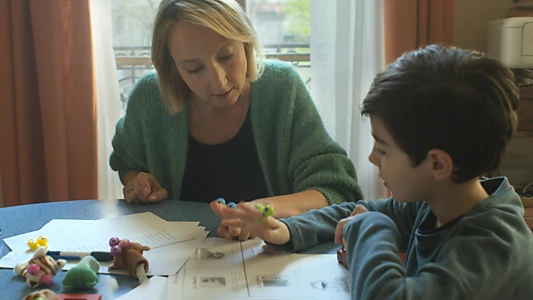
[
  {"left": 28, "top": 239, "right": 40, "bottom": 251},
  {"left": 37, "top": 236, "right": 48, "bottom": 246},
  {"left": 14, "top": 247, "right": 66, "bottom": 288},
  {"left": 28, "top": 236, "right": 49, "bottom": 251},
  {"left": 109, "top": 236, "right": 121, "bottom": 247},
  {"left": 255, "top": 203, "right": 274, "bottom": 222},
  {"left": 62, "top": 256, "right": 100, "bottom": 292},
  {"left": 111, "top": 245, "right": 122, "bottom": 256},
  {"left": 27, "top": 264, "right": 41, "bottom": 275},
  {"left": 40, "top": 274, "right": 53, "bottom": 286},
  {"left": 263, "top": 205, "right": 274, "bottom": 217}
]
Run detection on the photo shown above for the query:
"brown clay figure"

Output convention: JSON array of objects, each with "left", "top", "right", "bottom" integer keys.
[{"left": 108, "top": 237, "right": 150, "bottom": 282}]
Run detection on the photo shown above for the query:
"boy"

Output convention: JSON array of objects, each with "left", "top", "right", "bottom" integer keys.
[{"left": 218, "top": 45, "right": 533, "bottom": 299}]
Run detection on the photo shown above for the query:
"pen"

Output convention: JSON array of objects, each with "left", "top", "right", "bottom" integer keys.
[{"left": 46, "top": 251, "right": 114, "bottom": 262}]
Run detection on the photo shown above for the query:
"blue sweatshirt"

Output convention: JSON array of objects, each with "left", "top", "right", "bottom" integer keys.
[{"left": 280, "top": 177, "right": 533, "bottom": 299}]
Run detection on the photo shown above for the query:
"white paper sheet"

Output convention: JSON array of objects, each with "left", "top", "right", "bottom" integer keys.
[
  {"left": 115, "top": 276, "right": 168, "bottom": 300},
  {"left": 244, "top": 254, "right": 350, "bottom": 300},
  {"left": 142, "top": 229, "right": 209, "bottom": 276},
  {"left": 167, "top": 238, "right": 351, "bottom": 300},
  {"left": 4, "top": 213, "right": 199, "bottom": 253}
]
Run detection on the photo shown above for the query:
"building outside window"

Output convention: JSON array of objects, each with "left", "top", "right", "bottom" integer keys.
[{"left": 111, "top": 0, "right": 311, "bottom": 113}]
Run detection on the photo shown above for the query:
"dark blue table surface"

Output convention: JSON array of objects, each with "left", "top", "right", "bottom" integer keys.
[{"left": 0, "top": 199, "right": 339, "bottom": 300}]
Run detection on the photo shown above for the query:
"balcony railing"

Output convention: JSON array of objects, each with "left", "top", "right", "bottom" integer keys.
[{"left": 114, "top": 44, "right": 311, "bottom": 111}]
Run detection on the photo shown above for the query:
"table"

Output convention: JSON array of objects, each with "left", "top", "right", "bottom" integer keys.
[{"left": 0, "top": 200, "right": 339, "bottom": 299}]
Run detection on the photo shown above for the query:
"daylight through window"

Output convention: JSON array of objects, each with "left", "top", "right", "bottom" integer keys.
[{"left": 111, "top": 0, "right": 311, "bottom": 112}]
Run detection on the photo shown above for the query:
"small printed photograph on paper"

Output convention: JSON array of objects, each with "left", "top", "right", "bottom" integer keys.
[
  {"left": 260, "top": 275, "right": 290, "bottom": 287},
  {"left": 195, "top": 248, "right": 225, "bottom": 260},
  {"left": 197, "top": 276, "right": 227, "bottom": 288},
  {"left": 310, "top": 277, "right": 349, "bottom": 293}
]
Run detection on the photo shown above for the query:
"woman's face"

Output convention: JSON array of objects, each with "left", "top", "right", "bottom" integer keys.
[{"left": 168, "top": 22, "right": 249, "bottom": 108}]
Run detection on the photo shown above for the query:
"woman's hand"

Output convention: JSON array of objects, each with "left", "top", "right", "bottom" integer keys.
[
  {"left": 334, "top": 204, "right": 369, "bottom": 244},
  {"left": 216, "top": 223, "right": 255, "bottom": 241},
  {"left": 215, "top": 202, "right": 291, "bottom": 245},
  {"left": 123, "top": 172, "right": 168, "bottom": 203},
  {"left": 210, "top": 201, "right": 254, "bottom": 241}
]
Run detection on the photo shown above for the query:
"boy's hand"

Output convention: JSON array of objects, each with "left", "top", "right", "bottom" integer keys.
[
  {"left": 334, "top": 204, "right": 369, "bottom": 244},
  {"left": 349, "top": 204, "right": 370, "bottom": 217},
  {"left": 217, "top": 202, "right": 291, "bottom": 245}
]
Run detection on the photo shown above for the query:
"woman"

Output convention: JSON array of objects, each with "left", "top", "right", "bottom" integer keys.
[{"left": 110, "top": 0, "right": 363, "bottom": 240}]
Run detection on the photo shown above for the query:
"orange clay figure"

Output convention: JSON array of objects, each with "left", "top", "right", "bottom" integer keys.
[{"left": 108, "top": 237, "right": 150, "bottom": 281}]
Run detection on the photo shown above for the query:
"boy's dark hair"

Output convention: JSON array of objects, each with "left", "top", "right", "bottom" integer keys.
[{"left": 361, "top": 45, "right": 519, "bottom": 183}]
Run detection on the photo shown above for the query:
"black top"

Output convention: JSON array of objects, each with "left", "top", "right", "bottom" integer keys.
[{"left": 180, "top": 111, "right": 269, "bottom": 203}]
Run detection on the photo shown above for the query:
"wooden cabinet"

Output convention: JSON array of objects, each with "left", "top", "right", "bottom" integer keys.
[
  {"left": 498, "top": 86, "right": 533, "bottom": 197},
  {"left": 516, "top": 86, "right": 533, "bottom": 137}
]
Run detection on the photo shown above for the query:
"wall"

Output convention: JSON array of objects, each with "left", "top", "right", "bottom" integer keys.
[
  {"left": 453, "top": 0, "right": 512, "bottom": 52},
  {"left": 454, "top": 0, "right": 533, "bottom": 190}
]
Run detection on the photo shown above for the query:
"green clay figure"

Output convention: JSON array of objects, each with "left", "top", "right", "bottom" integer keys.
[{"left": 62, "top": 256, "right": 100, "bottom": 292}]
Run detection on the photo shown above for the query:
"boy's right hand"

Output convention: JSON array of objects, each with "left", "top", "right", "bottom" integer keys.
[
  {"left": 334, "top": 204, "right": 369, "bottom": 244},
  {"left": 220, "top": 202, "right": 291, "bottom": 245},
  {"left": 123, "top": 172, "right": 168, "bottom": 203}
]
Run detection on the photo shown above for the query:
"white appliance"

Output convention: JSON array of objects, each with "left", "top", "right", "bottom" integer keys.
[{"left": 487, "top": 17, "right": 533, "bottom": 68}]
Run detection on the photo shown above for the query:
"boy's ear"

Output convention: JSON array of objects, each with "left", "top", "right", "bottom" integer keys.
[{"left": 426, "top": 149, "right": 453, "bottom": 180}]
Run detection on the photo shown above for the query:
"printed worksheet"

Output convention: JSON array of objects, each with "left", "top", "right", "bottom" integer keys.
[
  {"left": 244, "top": 254, "right": 350, "bottom": 300},
  {"left": 115, "top": 276, "right": 168, "bottom": 300},
  {"left": 4, "top": 213, "right": 200, "bottom": 253},
  {"left": 169, "top": 238, "right": 251, "bottom": 299},
  {"left": 167, "top": 238, "right": 351, "bottom": 300}
]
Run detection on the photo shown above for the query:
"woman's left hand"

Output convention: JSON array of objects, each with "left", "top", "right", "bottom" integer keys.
[{"left": 211, "top": 201, "right": 255, "bottom": 241}]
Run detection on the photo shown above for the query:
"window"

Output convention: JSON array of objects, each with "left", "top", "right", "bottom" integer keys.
[
  {"left": 111, "top": 0, "right": 311, "bottom": 112},
  {"left": 241, "top": 0, "right": 311, "bottom": 85}
]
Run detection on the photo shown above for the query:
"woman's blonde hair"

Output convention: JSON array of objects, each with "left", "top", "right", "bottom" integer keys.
[{"left": 152, "top": 0, "right": 264, "bottom": 114}]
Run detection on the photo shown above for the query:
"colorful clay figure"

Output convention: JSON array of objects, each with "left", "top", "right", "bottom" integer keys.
[
  {"left": 28, "top": 236, "right": 49, "bottom": 251},
  {"left": 62, "top": 256, "right": 100, "bottom": 292},
  {"left": 22, "top": 289, "right": 59, "bottom": 300},
  {"left": 14, "top": 246, "right": 66, "bottom": 288},
  {"left": 108, "top": 237, "right": 150, "bottom": 280}
]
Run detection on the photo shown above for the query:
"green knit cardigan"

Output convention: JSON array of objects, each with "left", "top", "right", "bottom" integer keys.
[{"left": 110, "top": 60, "right": 363, "bottom": 204}]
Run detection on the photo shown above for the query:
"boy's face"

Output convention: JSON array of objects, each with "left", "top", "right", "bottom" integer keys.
[{"left": 368, "top": 116, "right": 434, "bottom": 202}]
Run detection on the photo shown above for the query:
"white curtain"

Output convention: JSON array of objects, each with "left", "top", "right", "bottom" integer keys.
[
  {"left": 310, "top": 0, "right": 386, "bottom": 201},
  {"left": 90, "top": 0, "right": 124, "bottom": 200}
]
